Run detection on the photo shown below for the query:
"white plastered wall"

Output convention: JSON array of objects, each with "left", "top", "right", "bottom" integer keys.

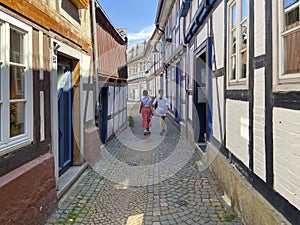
[
  {"left": 212, "top": 1, "right": 225, "bottom": 69},
  {"left": 212, "top": 76, "right": 224, "bottom": 143},
  {"left": 226, "top": 99, "right": 249, "bottom": 166},
  {"left": 273, "top": 107, "right": 300, "bottom": 210},
  {"left": 253, "top": 68, "right": 266, "bottom": 181},
  {"left": 254, "top": 0, "right": 266, "bottom": 57}
]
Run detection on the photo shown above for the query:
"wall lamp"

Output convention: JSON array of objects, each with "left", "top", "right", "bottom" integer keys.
[
  {"left": 163, "top": 63, "right": 170, "bottom": 70},
  {"left": 53, "top": 42, "right": 61, "bottom": 55},
  {"left": 155, "top": 24, "right": 165, "bottom": 34}
]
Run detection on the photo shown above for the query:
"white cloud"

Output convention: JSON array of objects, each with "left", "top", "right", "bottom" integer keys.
[{"left": 127, "top": 25, "right": 155, "bottom": 43}]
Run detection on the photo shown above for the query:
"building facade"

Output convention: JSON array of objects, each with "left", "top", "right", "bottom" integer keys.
[
  {"left": 127, "top": 36, "right": 166, "bottom": 104},
  {"left": 0, "top": 0, "right": 127, "bottom": 224},
  {"left": 153, "top": 0, "right": 300, "bottom": 224},
  {"left": 0, "top": 0, "right": 92, "bottom": 224},
  {"left": 127, "top": 41, "right": 148, "bottom": 101},
  {"left": 144, "top": 32, "right": 165, "bottom": 98},
  {"left": 93, "top": 3, "right": 128, "bottom": 145}
]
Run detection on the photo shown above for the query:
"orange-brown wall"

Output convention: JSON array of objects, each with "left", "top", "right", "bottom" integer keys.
[{"left": 0, "top": 0, "right": 91, "bottom": 51}]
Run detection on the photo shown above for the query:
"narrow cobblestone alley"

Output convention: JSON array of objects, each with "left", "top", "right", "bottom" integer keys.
[{"left": 46, "top": 103, "right": 243, "bottom": 225}]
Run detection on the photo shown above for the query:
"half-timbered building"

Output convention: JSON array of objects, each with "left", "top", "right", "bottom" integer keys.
[
  {"left": 153, "top": 0, "right": 300, "bottom": 224},
  {"left": 0, "top": 0, "right": 128, "bottom": 224}
]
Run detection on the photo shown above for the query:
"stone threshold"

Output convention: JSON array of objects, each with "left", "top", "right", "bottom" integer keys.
[
  {"left": 57, "top": 163, "right": 89, "bottom": 200},
  {"left": 195, "top": 142, "right": 207, "bottom": 153}
]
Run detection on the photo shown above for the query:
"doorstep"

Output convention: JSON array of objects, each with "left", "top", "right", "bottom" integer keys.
[
  {"left": 195, "top": 143, "right": 207, "bottom": 157},
  {"left": 196, "top": 143, "right": 207, "bottom": 152},
  {"left": 57, "top": 163, "right": 89, "bottom": 199}
]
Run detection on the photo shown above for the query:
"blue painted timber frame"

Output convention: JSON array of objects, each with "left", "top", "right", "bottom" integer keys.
[
  {"left": 207, "top": 37, "right": 212, "bottom": 141},
  {"left": 184, "top": 0, "right": 217, "bottom": 43},
  {"left": 175, "top": 65, "right": 181, "bottom": 121}
]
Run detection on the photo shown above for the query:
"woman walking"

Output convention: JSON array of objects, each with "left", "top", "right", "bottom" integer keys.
[
  {"left": 140, "top": 90, "right": 152, "bottom": 135},
  {"left": 153, "top": 89, "right": 169, "bottom": 135}
]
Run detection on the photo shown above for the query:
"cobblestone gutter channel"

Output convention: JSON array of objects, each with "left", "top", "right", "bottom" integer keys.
[{"left": 46, "top": 104, "right": 243, "bottom": 225}]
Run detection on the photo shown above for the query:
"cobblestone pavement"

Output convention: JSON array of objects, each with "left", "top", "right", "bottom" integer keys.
[{"left": 46, "top": 103, "right": 243, "bottom": 225}]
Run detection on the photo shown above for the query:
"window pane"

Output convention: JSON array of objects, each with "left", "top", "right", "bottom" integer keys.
[
  {"left": 284, "top": 30, "right": 300, "bottom": 74},
  {"left": 61, "top": 0, "right": 80, "bottom": 23},
  {"left": 10, "top": 102, "right": 25, "bottom": 137},
  {"left": 10, "top": 29, "right": 24, "bottom": 64},
  {"left": 231, "top": 29, "right": 237, "bottom": 54},
  {"left": 242, "top": 0, "right": 248, "bottom": 20},
  {"left": 0, "top": 103, "right": 1, "bottom": 139},
  {"left": 232, "top": 4, "right": 237, "bottom": 27},
  {"left": 241, "top": 51, "right": 247, "bottom": 78},
  {"left": 285, "top": 0, "right": 299, "bottom": 9},
  {"left": 241, "top": 21, "right": 248, "bottom": 50},
  {"left": 10, "top": 66, "right": 25, "bottom": 99},
  {"left": 0, "top": 67, "right": 1, "bottom": 100},
  {"left": 285, "top": 6, "right": 300, "bottom": 29},
  {"left": 0, "top": 104, "right": 1, "bottom": 139},
  {"left": 0, "top": 24, "right": 2, "bottom": 66},
  {"left": 231, "top": 56, "right": 236, "bottom": 80}
]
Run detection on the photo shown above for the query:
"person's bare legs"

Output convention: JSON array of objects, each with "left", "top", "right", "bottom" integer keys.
[
  {"left": 159, "top": 116, "right": 166, "bottom": 135},
  {"left": 161, "top": 116, "right": 166, "bottom": 132},
  {"left": 158, "top": 116, "right": 163, "bottom": 134}
]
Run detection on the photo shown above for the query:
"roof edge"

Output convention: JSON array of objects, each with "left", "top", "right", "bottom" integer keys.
[{"left": 94, "top": 0, "right": 127, "bottom": 44}]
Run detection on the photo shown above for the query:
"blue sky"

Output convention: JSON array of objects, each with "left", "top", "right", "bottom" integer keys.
[{"left": 99, "top": 0, "right": 157, "bottom": 44}]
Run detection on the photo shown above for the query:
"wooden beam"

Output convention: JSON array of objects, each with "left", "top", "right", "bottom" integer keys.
[{"left": 70, "top": 0, "right": 89, "bottom": 9}]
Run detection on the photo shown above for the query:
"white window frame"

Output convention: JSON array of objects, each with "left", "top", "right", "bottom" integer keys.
[
  {"left": 175, "top": 1, "right": 180, "bottom": 29},
  {"left": 0, "top": 11, "right": 33, "bottom": 156},
  {"left": 227, "top": 0, "right": 249, "bottom": 90},
  {"left": 58, "top": 0, "right": 81, "bottom": 28},
  {"left": 273, "top": 0, "right": 300, "bottom": 91}
]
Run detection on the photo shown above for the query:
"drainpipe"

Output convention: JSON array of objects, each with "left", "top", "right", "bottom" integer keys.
[{"left": 92, "top": 0, "right": 99, "bottom": 116}]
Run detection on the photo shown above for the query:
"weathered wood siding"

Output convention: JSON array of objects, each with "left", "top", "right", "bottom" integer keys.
[
  {"left": 97, "top": 25, "right": 126, "bottom": 76},
  {"left": 96, "top": 9, "right": 127, "bottom": 77}
]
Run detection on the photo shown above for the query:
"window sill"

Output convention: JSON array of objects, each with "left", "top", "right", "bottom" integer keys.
[
  {"left": 227, "top": 79, "right": 248, "bottom": 90},
  {"left": 273, "top": 73, "right": 300, "bottom": 91},
  {"left": 59, "top": 9, "right": 80, "bottom": 30},
  {"left": 0, "top": 137, "right": 32, "bottom": 157},
  {"left": 279, "top": 72, "right": 300, "bottom": 81}
]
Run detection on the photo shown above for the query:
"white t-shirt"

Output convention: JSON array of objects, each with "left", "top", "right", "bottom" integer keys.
[
  {"left": 140, "top": 97, "right": 151, "bottom": 107},
  {"left": 153, "top": 97, "right": 169, "bottom": 116}
]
